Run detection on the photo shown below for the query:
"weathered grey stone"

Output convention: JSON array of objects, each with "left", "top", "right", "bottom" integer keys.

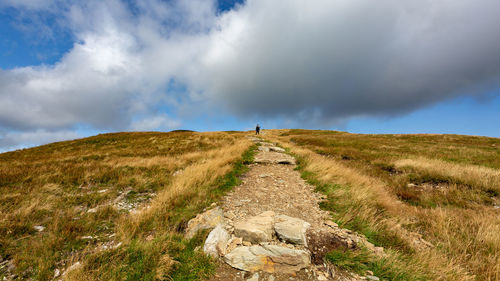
[
  {"left": 366, "top": 275, "right": 380, "bottom": 281},
  {"left": 274, "top": 215, "right": 310, "bottom": 246},
  {"left": 223, "top": 245, "right": 310, "bottom": 274},
  {"left": 269, "top": 147, "right": 285, "bottom": 153},
  {"left": 234, "top": 211, "right": 275, "bottom": 243},
  {"left": 203, "top": 224, "right": 230, "bottom": 258},
  {"left": 258, "top": 146, "right": 270, "bottom": 152},
  {"left": 185, "top": 207, "right": 224, "bottom": 239}
]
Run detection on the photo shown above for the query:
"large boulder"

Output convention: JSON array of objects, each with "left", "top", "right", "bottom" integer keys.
[
  {"left": 185, "top": 207, "right": 224, "bottom": 239},
  {"left": 234, "top": 211, "right": 275, "bottom": 243},
  {"left": 274, "top": 215, "right": 311, "bottom": 246},
  {"left": 203, "top": 224, "right": 230, "bottom": 258},
  {"left": 223, "top": 245, "right": 310, "bottom": 274}
]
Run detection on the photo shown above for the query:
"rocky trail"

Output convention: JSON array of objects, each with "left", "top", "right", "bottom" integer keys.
[{"left": 186, "top": 136, "right": 385, "bottom": 281}]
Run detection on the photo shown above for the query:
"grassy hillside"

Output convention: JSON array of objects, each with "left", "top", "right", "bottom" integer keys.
[
  {"left": 1, "top": 129, "right": 498, "bottom": 280},
  {"left": 0, "top": 131, "right": 253, "bottom": 280},
  {"left": 268, "top": 129, "right": 499, "bottom": 280}
]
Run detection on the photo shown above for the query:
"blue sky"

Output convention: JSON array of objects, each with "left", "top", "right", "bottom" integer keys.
[{"left": 0, "top": 0, "right": 499, "bottom": 152}]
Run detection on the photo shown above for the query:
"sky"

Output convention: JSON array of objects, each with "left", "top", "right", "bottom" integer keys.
[{"left": 0, "top": 0, "right": 499, "bottom": 152}]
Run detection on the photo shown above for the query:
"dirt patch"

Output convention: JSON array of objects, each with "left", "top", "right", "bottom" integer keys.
[{"left": 306, "top": 229, "right": 350, "bottom": 265}]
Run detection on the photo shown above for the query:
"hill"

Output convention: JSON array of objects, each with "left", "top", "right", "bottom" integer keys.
[{"left": 0, "top": 130, "right": 498, "bottom": 280}]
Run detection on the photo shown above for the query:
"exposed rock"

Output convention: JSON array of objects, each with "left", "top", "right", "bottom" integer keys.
[
  {"left": 63, "top": 262, "right": 82, "bottom": 276},
  {"left": 224, "top": 245, "right": 310, "bottom": 274},
  {"left": 258, "top": 146, "right": 270, "bottom": 152},
  {"left": 274, "top": 215, "right": 310, "bottom": 246},
  {"left": 324, "top": 220, "right": 338, "bottom": 228},
  {"left": 185, "top": 207, "right": 224, "bottom": 239},
  {"left": 234, "top": 211, "right": 275, "bottom": 243},
  {"left": 204, "top": 224, "right": 230, "bottom": 258},
  {"left": 269, "top": 147, "right": 285, "bottom": 153},
  {"left": 33, "top": 225, "right": 45, "bottom": 232},
  {"left": 247, "top": 272, "right": 259, "bottom": 281},
  {"left": 366, "top": 275, "right": 380, "bottom": 281},
  {"left": 54, "top": 268, "right": 61, "bottom": 278},
  {"left": 216, "top": 241, "right": 228, "bottom": 256},
  {"left": 226, "top": 237, "right": 243, "bottom": 253}
]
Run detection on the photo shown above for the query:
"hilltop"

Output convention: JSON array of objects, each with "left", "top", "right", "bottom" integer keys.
[{"left": 0, "top": 130, "right": 499, "bottom": 280}]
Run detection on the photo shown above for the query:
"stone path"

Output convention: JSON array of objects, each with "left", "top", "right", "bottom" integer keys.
[{"left": 186, "top": 136, "right": 383, "bottom": 281}]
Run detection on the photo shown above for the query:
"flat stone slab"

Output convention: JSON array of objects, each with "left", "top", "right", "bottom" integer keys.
[
  {"left": 185, "top": 207, "right": 224, "bottom": 239},
  {"left": 269, "top": 147, "right": 285, "bottom": 153},
  {"left": 254, "top": 153, "right": 296, "bottom": 165},
  {"left": 234, "top": 211, "right": 275, "bottom": 243},
  {"left": 224, "top": 245, "right": 310, "bottom": 274},
  {"left": 274, "top": 215, "right": 310, "bottom": 246},
  {"left": 258, "top": 146, "right": 270, "bottom": 152}
]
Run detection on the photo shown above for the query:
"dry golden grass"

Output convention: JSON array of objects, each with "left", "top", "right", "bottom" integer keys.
[
  {"left": 394, "top": 157, "right": 500, "bottom": 193},
  {"left": 0, "top": 131, "right": 252, "bottom": 280},
  {"left": 266, "top": 129, "right": 499, "bottom": 280}
]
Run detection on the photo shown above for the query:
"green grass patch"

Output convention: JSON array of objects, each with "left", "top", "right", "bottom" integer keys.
[{"left": 326, "top": 248, "right": 426, "bottom": 281}]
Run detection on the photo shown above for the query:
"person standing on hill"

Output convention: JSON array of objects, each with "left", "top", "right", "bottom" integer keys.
[{"left": 256, "top": 124, "right": 261, "bottom": 135}]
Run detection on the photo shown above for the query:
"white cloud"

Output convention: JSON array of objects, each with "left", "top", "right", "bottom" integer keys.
[
  {"left": 129, "top": 115, "right": 181, "bottom": 131},
  {"left": 0, "top": 129, "right": 80, "bottom": 152}
]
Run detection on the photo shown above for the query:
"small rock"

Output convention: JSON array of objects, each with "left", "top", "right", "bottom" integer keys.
[
  {"left": 268, "top": 275, "right": 275, "bottom": 281},
  {"left": 226, "top": 237, "right": 243, "bottom": 253},
  {"left": 63, "top": 262, "right": 81, "bottom": 276},
  {"left": 216, "top": 241, "right": 228, "bottom": 256},
  {"left": 81, "top": 236, "right": 94, "bottom": 240},
  {"left": 366, "top": 275, "right": 380, "bottom": 281},
  {"left": 324, "top": 220, "right": 338, "bottom": 228},
  {"left": 97, "top": 189, "right": 108, "bottom": 193},
  {"left": 203, "top": 224, "right": 230, "bottom": 258},
  {"left": 317, "top": 273, "right": 328, "bottom": 281},
  {"left": 247, "top": 272, "right": 259, "bottom": 281},
  {"left": 243, "top": 241, "right": 252, "bottom": 246},
  {"left": 87, "top": 207, "right": 98, "bottom": 213},
  {"left": 185, "top": 207, "right": 224, "bottom": 239},
  {"left": 366, "top": 270, "right": 373, "bottom": 275},
  {"left": 33, "top": 225, "right": 45, "bottom": 232},
  {"left": 54, "top": 268, "right": 61, "bottom": 278}
]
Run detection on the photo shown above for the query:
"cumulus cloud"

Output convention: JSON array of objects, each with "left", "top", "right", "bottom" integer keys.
[
  {"left": 192, "top": 0, "right": 500, "bottom": 124},
  {"left": 129, "top": 115, "right": 181, "bottom": 131},
  {"left": 1, "top": 0, "right": 500, "bottom": 150},
  {"left": 0, "top": 129, "right": 80, "bottom": 152}
]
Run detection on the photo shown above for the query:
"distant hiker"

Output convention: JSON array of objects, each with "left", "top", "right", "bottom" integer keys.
[{"left": 256, "top": 124, "right": 261, "bottom": 135}]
